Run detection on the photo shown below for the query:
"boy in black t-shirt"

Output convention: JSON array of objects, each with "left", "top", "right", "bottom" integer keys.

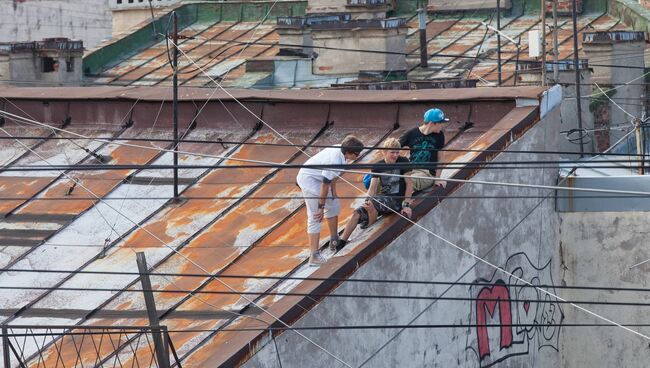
[
  {"left": 333, "top": 138, "right": 414, "bottom": 252},
  {"left": 399, "top": 107, "right": 448, "bottom": 192}
]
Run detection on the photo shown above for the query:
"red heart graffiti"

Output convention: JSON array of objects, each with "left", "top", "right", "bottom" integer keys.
[{"left": 523, "top": 301, "right": 530, "bottom": 314}]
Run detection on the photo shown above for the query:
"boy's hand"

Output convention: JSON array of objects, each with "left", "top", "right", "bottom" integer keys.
[
  {"left": 401, "top": 207, "right": 412, "bottom": 218},
  {"left": 314, "top": 208, "right": 324, "bottom": 222},
  {"left": 435, "top": 180, "right": 447, "bottom": 189}
]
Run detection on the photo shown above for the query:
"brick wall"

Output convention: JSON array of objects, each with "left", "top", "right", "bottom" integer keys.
[{"left": 545, "top": 0, "right": 582, "bottom": 14}]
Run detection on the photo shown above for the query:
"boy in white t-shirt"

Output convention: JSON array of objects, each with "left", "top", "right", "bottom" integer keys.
[{"left": 296, "top": 136, "right": 364, "bottom": 266}]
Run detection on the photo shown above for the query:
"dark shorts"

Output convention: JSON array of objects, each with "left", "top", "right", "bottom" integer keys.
[{"left": 356, "top": 196, "right": 402, "bottom": 228}]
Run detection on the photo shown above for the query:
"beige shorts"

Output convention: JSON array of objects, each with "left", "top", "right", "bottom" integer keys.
[{"left": 411, "top": 168, "right": 436, "bottom": 192}]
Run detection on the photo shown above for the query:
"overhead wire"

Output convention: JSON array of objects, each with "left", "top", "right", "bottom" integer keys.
[
  {"left": 0, "top": 284, "right": 646, "bottom": 307},
  {"left": 169, "top": 37, "right": 650, "bottom": 350},
  {"left": 0, "top": 128, "right": 269, "bottom": 327},
  {"left": 5, "top": 108, "right": 650, "bottom": 203},
  {"left": 3, "top": 267, "right": 650, "bottom": 293},
  {"left": 1, "top": 132, "right": 649, "bottom": 157}
]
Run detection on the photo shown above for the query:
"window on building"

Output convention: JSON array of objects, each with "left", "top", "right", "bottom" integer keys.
[
  {"left": 42, "top": 57, "right": 58, "bottom": 73},
  {"left": 66, "top": 57, "right": 74, "bottom": 72}
]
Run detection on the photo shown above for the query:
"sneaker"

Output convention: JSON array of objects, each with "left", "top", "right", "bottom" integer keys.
[
  {"left": 335, "top": 239, "right": 348, "bottom": 253},
  {"left": 328, "top": 238, "right": 340, "bottom": 252},
  {"left": 308, "top": 251, "right": 326, "bottom": 267}
]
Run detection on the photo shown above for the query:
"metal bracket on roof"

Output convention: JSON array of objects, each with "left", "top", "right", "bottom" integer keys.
[
  {"left": 460, "top": 121, "right": 474, "bottom": 131},
  {"left": 65, "top": 181, "right": 77, "bottom": 196},
  {"left": 121, "top": 118, "right": 134, "bottom": 129},
  {"left": 216, "top": 138, "right": 228, "bottom": 149},
  {"left": 254, "top": 120, "right": 263, "bottom": 132},
  {"left": 61, "top": 117, "right": 72, "bottom": 128}
]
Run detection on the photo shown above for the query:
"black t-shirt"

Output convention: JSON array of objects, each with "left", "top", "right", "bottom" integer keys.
[
  {"left": 371, "top": 156, "right": 410, "bottom": 197},
  {"left": 399, "top": 127, "right": 445, "bottom": 175}
]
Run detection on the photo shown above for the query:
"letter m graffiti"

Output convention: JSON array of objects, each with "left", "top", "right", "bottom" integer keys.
[{"left": 475, "top": 280, "right": 513, "bottom": 360}]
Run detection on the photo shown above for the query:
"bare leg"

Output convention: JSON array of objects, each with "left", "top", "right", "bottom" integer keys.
[
  {"left": 366, "top": 203, "right": 379, "bottom": 226},
  {"left": 309, "top": 233, "right": 319, "bottom": 259},
  {"left": 326, "top": 216, "right": 338, "bottom": 241},
  {"left": 340, "top": 212, "right": 360, "bottom": 241}
]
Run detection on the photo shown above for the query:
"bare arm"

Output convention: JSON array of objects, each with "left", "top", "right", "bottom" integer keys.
[
  {"left": 435, "top": 149, "right": 447, "bottom": 188},
  {"left": 367, "top": 177, "right": 380, "bottom": 198},
  {"left": 401, "top": 175, "right": 414, "bottom": 218}
]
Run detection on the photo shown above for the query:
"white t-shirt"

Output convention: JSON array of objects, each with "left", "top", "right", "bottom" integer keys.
[{"left": 296, "top": 147, "right": 345, "bottom": 194}]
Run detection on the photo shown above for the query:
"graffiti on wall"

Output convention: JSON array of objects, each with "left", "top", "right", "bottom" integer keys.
[{"left": 465, "top": 252, "right": 564, "bottom": 367}]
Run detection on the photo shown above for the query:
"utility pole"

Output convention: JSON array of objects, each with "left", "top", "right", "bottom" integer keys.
[
  {"left": 172, "top": 11, "right": 180, "bottom": 200},
  {"left": 497, "top": 0, "right": 502, "bottom": 86},
  {"left": 540, "top": 0, "right": 547, "bottom": 86},
  {"left": 136, "top": 252, "right": 170, "bottom": 368},
  {"left": 552, "top": 0, "right": 559, "bottom": 82},
  {"left": 418, "top": 8, "right": 428, "bottom": 69},
  {"left": 571, "top": 0, "right": 585, "bottom": 156}
]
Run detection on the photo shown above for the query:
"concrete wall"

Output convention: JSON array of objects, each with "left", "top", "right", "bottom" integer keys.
[
  {"left": 242, "top": 106, "right": 565, "bottom": 367},
  {"left": 428, "top": 0, "right": 511, "bottom": 11},
  {"left": 308, "top": 0, "right": 394, "bottom": 18},
  {"left": 311, "top": 27, "right": 407, "bottom": 75},
  {"left": 558, "top": 212, "right": 650, "bottom": 367},
  {"left": 0, "top": 0, "right": 111, "bottom": 50},
  {"left": 557, "top": 69, "right": 596, "bottom": 154},
  {"left": 2, "top": 52, "right": 83, "bottom": 86}
]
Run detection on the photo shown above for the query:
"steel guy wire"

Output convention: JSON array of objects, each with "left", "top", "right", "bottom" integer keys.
[
  {"left": 0, "top": 119, "right": 353, "bottom": 365},
  {"left": 0, "top": 128, "right": 269, "bottom": 326},
  {"left": 170, "top": 38, "right": 650, "bottom": 347},
  {"left": 173, "top": 38, "right": 650, "bottom": 346}
]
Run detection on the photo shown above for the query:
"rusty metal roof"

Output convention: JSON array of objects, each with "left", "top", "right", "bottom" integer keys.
[
  {"left": 0, "top": 86, "right": 546, "bottom": 366},
  {"left": 84, "top": 6, "right": 635, "bottom": 89}
]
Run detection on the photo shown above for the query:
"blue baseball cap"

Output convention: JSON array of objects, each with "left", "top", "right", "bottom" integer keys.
[{"left": 423, "top": 108, "right": 449, "bottom": 124}]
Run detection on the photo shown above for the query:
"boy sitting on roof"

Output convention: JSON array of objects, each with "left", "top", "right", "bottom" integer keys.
[
  {"left": 297, "top": 135, "right": 364, "bottom": 266},
  {"left": 399, "top": 108, "right": 448, "bottom": 192},
  {"left": 334, "top": 138, "right": 414, "bottom": 252}
]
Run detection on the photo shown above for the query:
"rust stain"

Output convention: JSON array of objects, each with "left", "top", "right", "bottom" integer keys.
[
  {"left": 177, "top": 246, "right": 305, "bottom": 311},
  {"left": 0, "top": 176, "right": 53, "bottom": 215},
  {"left": 17, "top": 175, "right": 124, "bottom": 215}
]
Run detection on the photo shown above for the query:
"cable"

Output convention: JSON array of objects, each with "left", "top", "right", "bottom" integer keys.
[
  {"left": 5, "top": 81, "right": 647, "bottom": 350},
  {"left": 5, "top": 323, "right": 650, "bottom": 339},
  {"left": 0, "top": 284, "right": 646, "bottom": 307},
  {"left": 6, "top": 108, "right": 650, "bottom": 203},
  {"left": 2, "top": 132, "right": 649, "bottom": 157},
  {"left": 170, "top": 38, "right": 650, "bottom": 352},
  {"left": 4, "top": 266, "right": 650, "bottom": 292},
  {"left": 0, "top": 117, "right": 352, "bottom": 366}
]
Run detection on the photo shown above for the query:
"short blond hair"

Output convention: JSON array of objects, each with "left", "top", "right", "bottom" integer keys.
[{"left": 381, "top": 138, "right": 401, "bottom": 149}]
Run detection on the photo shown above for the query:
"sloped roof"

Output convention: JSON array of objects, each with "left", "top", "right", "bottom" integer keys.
[
  {"left": 84, "top": 1, "right": 633, "bottom": 88},
  {"left": 0, "top": 86, "right": 544, "bottom": 366}
]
